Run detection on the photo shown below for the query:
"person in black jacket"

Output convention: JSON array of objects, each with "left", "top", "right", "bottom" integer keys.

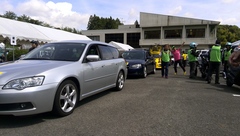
[{"left": 29, "top": 40, "right": 38, "bottom": 52}]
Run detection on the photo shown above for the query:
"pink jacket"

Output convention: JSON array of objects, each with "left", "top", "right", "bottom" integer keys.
[{"left": 171, "top": 49, "right": 181, "bottom": 61}]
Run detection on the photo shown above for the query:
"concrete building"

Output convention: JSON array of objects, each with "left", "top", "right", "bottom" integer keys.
[{"left": 82, "top": 12, "right": 220, "bottom": 50}]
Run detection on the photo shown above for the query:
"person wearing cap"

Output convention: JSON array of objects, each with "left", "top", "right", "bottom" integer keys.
[
  {"left": 222, "top": 42, "right": 233, "bottom": 79},
  {"left": 207, "top": 40, "right": 222, "bottom": 84},
  {"left": 29, "top": 40, "right": 38, "bottom": 52},
  {"left": 170, "top": 42, "right": 186, "bottom": 75},
  {"left": 188, "top": 42, "right": 199, "bottom": 79}
]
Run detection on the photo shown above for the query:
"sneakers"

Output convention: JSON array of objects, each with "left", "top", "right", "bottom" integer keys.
[
  {"left": 184, "top": 71, "right": 186, "bottom": 75},
  {"left": 165, "top": 76, "right": 168, "bottom": 79},
  {"left": 174, "top": 73, "right": 177, "bottom": 75}
]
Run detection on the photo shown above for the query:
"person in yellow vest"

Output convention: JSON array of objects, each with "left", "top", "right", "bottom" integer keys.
[
  {"left": 182, "top": 51, "right": 188, "bottom": 68},
  {"left": 207, "top": 40, "right": 222, "bottom": 84},
  {"left": 160, "top": 44, "right": 171, "bottom": 79},
  {"left": 188, "top": 42, "right": 199, "bottom": 79},
  {"left": 222, "top": 42, "right": 233, "bottom": 79}
]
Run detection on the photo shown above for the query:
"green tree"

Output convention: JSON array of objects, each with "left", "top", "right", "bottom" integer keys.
[
  {"left": 17, "top": 14, "right": 31, "bottom": 22},
  {"left": 217, "top": 25, "right": 240, "bottom": 45},
  {"left": 87, "top": 14, "right": 123, "bottom": 30},
  {"left": 3, "top": 11, "right": 17, "bottom": 20}
]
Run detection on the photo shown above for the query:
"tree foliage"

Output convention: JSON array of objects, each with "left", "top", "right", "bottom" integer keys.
[
  {"left": 87, "top": 14, "right": 123, "bottom": 30},
  {"left": 217, "top": 25, "right": 240, "bottom": 45},
  {"left": 2, "top": 11, "right": 17, "bottom": 19}
]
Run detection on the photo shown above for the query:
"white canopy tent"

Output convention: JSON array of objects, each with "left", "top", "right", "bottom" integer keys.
[
  {"left": 232, "top": 40, "right": 240, "bottom": 46},
  {"left": 109, "top": 41, "right": 134, "bottom": 51},
  {"left": 0, "top": 17, "right": 91, "bottom": 43}
]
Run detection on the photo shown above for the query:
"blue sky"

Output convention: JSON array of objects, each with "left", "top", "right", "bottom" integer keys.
[{"left": 0, "top": 0, "right": 239, "bottom": 30}]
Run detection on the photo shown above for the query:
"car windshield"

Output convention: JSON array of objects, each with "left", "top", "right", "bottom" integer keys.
[
  {"left": 122, "top": 51, "right": 144, "bottom": 60},
  {"left": 22, "top": 42, "right": 87, "bottom": 61}
]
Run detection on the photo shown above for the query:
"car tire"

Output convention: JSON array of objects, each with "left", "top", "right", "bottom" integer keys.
[
  {"left": 115, "top": 71, "right": 125, "bottom": 91},
  {"left": 53, "top": 80, "right": 79, "bottom": 117},
  {"left": 142, "top": 66, "right": 147, "bottom": 78}
]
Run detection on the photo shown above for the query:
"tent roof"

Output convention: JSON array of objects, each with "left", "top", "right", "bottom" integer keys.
[
  {"left": 0, "top": 17, "right": 91, "bottom": 42},
  {"left": 109, "top": 41, "right": 134, "bottom": 51},
  {"left": 232, "top": 40, "right": 240, "bottom": 46}
]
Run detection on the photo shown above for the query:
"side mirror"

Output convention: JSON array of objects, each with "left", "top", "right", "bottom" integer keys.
[{"left": 86, "top": 55, "right": 100, "bottom": 62}]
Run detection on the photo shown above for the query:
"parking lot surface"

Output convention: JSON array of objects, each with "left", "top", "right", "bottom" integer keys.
[{"left": 1, "top": 67, "right": 240, "bottom": 136}]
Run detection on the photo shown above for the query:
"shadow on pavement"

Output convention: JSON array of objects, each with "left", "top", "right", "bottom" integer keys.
[{"left": 0, "top": 89, "right": 115, "bottom": 128}]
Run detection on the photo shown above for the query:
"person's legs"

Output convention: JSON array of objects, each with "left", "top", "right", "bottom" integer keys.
[
  {"left": 223, "top": 61, "right": 228, "bottom": 78},
  {"left": 215, "top": 62, "right": 221, "bottom": 84},
  {"left": 207, "top": 62, "right": 213, "bottom": 83},
  {"left": 192, "top": 61, "right": 197, "bottom": 78},
  {"left": 165, "top": 62, "right": 169, "bottom": 78},
  {"left": 161, "top": 62, "right": 166, "bottom": 77},
  {"left": 183, "top": 60, "right": 186, "bottom": 68},
  {"left": 179, "top": 60, "right": 186, "bottom": 73},
  {"left": 174, "top": 61, "right": 177, "bottom": 74},
  {"left": 189, "top": 62, "right": 193, "bottom": 78}
]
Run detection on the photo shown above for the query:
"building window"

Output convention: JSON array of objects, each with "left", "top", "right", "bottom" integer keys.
[
  {"left": 105, "top": 33, "right": 124, "bottom": 43},
  {"left": 164, "top": 29, "right": 182, "bottom": 38},
  {"left": 144, "top": 30, "right": 161, "bottom": 39},
  {"left": 88, "top": 36, "right": 100, "bottom": 41},
  {"left": 127, "top": 33, "right": 140, "bottom": 48},
  {"left": 186, "top": 28, "right": 205, "bottom": 38}
]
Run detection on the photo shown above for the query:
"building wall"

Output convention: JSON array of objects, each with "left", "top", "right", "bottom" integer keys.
[{"left": 81, "top": 12, "right": 220, "bottom": 50}]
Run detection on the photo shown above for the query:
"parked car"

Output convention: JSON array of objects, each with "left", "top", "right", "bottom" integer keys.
[
  {"left": 122, "top": 49, "right": 156, "bottom": 78},
  {"left": 0, "top": 40, "right": 127, "bottom": 116}
]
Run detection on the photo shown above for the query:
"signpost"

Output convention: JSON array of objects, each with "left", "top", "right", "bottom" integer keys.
[{"left": 10, "top": 36, "right": 17, "bottom": 61}]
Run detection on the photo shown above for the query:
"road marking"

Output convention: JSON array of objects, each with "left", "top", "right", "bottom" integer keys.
[{"left": 233, "top": 94, "right": 240, "bottom": 97}]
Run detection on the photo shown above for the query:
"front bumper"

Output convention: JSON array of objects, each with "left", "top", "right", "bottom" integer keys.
[
  {"left": 127, "top": 68, "right": 144, "bottom": 76},
  {"left": 0, "top": 83, "right": 58, "bottom": 116}
]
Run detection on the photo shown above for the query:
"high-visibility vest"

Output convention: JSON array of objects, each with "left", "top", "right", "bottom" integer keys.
[
  {"left": 210, "top": 45, "right": 221, "bottom": 62},
  {"left": 187, "top": 49, "right": 197, "bottom": 62},
  {"left": 224, "top": 49, "right": 232, "bottom": 61},
  {"left": 161, "top": 50, "right": 170, "bottom": 62}
]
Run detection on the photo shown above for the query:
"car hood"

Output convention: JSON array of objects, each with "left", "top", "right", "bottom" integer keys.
[
  {"left": 125, "top": 59, "right": 145, "bottom": 64},
  {"left": 0, "top": 60, "right": 73, "bottom": 85}
]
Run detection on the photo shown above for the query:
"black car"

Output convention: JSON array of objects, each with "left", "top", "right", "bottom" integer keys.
[{"left": 122, "top": 49, "right": 156, "bottom": 78}]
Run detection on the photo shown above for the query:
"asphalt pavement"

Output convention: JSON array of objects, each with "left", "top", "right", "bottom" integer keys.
[{"left": 1, "top": 66, "right": 240, "bottom": 136}]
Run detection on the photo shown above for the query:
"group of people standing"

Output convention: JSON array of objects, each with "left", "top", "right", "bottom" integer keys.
[
  {"left": 160, "top": 42, "right": 186, "bottom": 78},
  {"left": 160, "top": 40, "right": 235, "bottom": 85}
]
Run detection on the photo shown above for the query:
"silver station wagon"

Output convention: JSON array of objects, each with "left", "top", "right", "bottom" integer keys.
[{"left": 0, "top": 40, "right": 127, "bottom": 116}]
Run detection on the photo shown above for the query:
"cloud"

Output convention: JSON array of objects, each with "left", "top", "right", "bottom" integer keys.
[
  {"left": 127, "top": 8, "right": 139, "bottom": 24},
  {"left": 221, "top": 0, "right": 237, "bottom": 3},
  {"left": 168, "top": 6, "right": 182, "bottom": 15},
  {"left": 15, "top": 0, "right": 90, "bottom": 30},
  {"left": 0, "top": 0, "right": 14, "bottom": 14}
]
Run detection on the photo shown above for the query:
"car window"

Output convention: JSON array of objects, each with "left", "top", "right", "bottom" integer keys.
[
  {"left": 23, "top": 43, "right": 86, "bottom": 61},
  {"left": 146, "top": 51, "right": 151, "bottom": 59},
  {"left": 87, "top": 45, "right": 99, "bottom": 55},
  {"left": 122, "top": 51, "right": 144, "bottom": 60},
  {"left": 98, "top": 45, "right": 114, "bottom": 60},
  {"left": 108, "top": 46, "right": 119, "bottom": 59}
]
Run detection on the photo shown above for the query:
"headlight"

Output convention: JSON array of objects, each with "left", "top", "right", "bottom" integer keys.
[
  {"left": 131, "top": 64, "right": 142, "bottom": 68},
  {"left": 3, "top": 76, "right": 45, "bottom": 90}
]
